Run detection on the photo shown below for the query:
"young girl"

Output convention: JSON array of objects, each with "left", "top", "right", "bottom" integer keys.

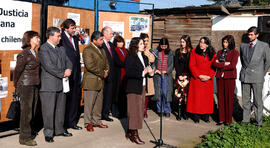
[
  {"left": 212, "top": 35, "right": 239, "bottom": 125},
  {"left": 187, "top": 37, "right": 216, "bottom": 123},
  {"left": 152, "top": 38, "right": 174, "bottom": 117},
  {"left": 174, "top": 35, "right": 192, "bottom": 120}
]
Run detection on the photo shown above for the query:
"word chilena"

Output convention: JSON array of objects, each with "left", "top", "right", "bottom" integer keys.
[{"left": 0, "top": 8, "right": 28, "bottom": 17}]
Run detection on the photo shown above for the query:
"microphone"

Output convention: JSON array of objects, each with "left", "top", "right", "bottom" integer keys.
[{"left": 149, "top": 49, "right": 159, "bottom": 59}]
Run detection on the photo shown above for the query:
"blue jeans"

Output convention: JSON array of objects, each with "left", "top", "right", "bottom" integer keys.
[{"left": 157, "top": 75, "right": 171, "bottom": 113}]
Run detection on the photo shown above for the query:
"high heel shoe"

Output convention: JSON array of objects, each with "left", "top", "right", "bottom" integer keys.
[{"left": 130, "top": 130, "right": 145, "bottom": 145}]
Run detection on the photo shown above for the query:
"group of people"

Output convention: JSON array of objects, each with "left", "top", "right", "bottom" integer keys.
[{"left": 14, "top": 19, "right": 270, "bottom": 146}]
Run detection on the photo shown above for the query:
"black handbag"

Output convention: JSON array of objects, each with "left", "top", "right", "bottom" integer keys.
[{"left": 6, "top": 92, "right": 20, "bottom": 120}]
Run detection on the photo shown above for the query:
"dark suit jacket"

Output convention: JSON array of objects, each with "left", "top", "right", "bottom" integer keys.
[
  {"left": 212, "top": 49, "right": 239, "bottom": 79},
  {"left": 239, "top": 40, "right": 270, "bottom": 83},
  {"left": 60, "top": 32, "right": 81, "bottom": 86},
  {"left": 125, "top": 53, "right": 149, "bottom": 94},
  {"left": 39, "top": 42, "right": 73, "bottom": 92},
  {"left": 102, "top": 41, "right": 123, "bottom": 83}
]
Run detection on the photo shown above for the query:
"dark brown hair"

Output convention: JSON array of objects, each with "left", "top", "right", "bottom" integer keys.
[
  {"left": 195, "top": 36, "right": 215, "bottom": 61},
  {"left": 222, "top": 35, "right": 235, "bottom": 50},
  {"left": 62, "top": 19, "right": 76, "bottom": 29},
  {"left": 140, "top": 33, "right": 149, "bottom": 40},
  {"left": 113, "top": 35, "right": 125, "bottom": 47},
  {"left": 178, "top": 35, "right": 192, "bottom": 58},
  {"left": 157, "top": 37, "right": 170, "bottom": 55},
  {"left": 21, "top": 30, "right": 39, "bottom": 49},
  {"left": 128, "top": 37, "right": 141, "bottom": 56}
]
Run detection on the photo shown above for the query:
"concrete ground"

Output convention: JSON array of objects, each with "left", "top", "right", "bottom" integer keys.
[{"left": 0, "top": 110, "right": 220, "bottom": 148}]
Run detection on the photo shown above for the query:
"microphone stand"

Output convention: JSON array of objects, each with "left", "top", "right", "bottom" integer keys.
[{"left": 147, "top": 49, "right": 177, "bottom": 148}]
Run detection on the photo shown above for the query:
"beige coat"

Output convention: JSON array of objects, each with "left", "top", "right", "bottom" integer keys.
[
  {"left": 144, "top": 49, "right": 155, "bottom": 96},
  {"left": 82, "top": 43, "right": 109, "bottom": 91}
]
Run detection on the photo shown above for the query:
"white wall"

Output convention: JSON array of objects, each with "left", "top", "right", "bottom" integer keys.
[{"left": 212, "top": 16, "right": 258, "bottom": 31}]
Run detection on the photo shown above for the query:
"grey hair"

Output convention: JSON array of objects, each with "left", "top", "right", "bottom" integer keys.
[
  {"left": 46, "top": 27, "right": 60, "bottom": 39},
  {"left": 101, "top": 26, "right": 112, "bottom": 34}
]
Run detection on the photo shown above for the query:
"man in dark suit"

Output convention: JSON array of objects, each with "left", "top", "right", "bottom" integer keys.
[
  {"left": 101, "top": 26, "right": 123, "bottom": 121},
  {"left": 60, "top": 19, "right": 82, "bottom": 130},
  {"left": 240, "top": 26, "right": 270, "bottom": 127},
  {"left": 39, "top": 27, "right": 73, "bottom": 143}
]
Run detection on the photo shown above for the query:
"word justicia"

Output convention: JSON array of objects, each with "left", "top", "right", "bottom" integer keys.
[{"left": 0, "top": 8, "right": 28, "bottom": 17}]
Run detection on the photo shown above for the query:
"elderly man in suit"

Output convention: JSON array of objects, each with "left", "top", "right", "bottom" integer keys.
[
  {"left": 101, "top": 26, "right": 123, "bottom": 121},
  {"left": 240, "top": 26, "right": 270, "bottom": 127},
  {"left": 60, "top": 19, "right": 82, "bottom": 130},
  {"left": 39, "top": 27, "right": 73, "bottom": 143},
  {"left": 82, "top": 31, "right": 109, "bottom": 131}
]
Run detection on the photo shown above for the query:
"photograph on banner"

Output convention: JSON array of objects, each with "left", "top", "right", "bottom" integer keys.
[
  {"left": 53, "top": 18, "right": 65, "bottom": 28},
  {"left": 67, "top": 12, "right": 80, "bottom": 26},
  {"left": 0, "top": 77, "right": 8, "bottom": 98},
  {"left": 10, "top": 61, "right": 16, "bottom": 81},
  {"left": 0, "top": 0, "right": 32, "bottom": 50},
  {"left": 129, "top": 16, "right": 149, "bottom": 33},
  {"left": 75, "top": 28, "right": 90, "bottom": 45},
  {"left": 103, "top": 21, "right": 124, "bottom": 42}
]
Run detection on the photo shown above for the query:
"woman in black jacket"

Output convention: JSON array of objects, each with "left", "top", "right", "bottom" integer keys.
[
  {"left": 174, "top": 35, "right": 192, "bottom": 120},
  {"left": 125, "top": 37, "right": 154, "bottom": 145}
]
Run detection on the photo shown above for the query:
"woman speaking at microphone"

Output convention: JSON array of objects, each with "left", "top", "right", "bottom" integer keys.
[{"left": 125, "top": 37, "right": 154, "bottom": 145}]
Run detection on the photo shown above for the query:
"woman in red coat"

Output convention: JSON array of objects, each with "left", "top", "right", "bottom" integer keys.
[
  {"left": 187, "top": 37, "right": 216, "bottom": 123},
  {"left": 212, "top": 35, "right": 239, "bottom": 125},
  {"left": 113, "top": 35, "right": 128, "bottom": 118}
]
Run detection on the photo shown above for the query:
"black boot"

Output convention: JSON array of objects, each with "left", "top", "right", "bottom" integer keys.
[
  {"left": 176, "top": 105, "right": 181, "bottom": 120},
  {"left": 182, "top": 104, "right": 188, "bottom": 120},
  {"left": 193, "top": 114, "right": 199, "bottom": 123},
  {"left": 201, "top": 114, "right": 210, "bottom": 123}
]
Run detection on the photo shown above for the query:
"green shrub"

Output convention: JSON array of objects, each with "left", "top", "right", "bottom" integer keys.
[{"left": 198, "top": 117, "right": 270, "bottom": 148}]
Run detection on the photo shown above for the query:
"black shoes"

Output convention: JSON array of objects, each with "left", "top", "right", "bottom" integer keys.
[
  {"left": 164, "top": 113, "right": 170, "bottom": 118},
  {"left": 71, "top": 125, "right": 82, "bottom": 130},
  {"left": 193, "top": 114, "right": 200, "bottom": 123},
  {"left": 201, "top": 114, "right": 210, "bottom": 123},
  {"left": 55, "top": 131, "right": 73, "bottom": 137},
  {"left": 45, "top": 137, "right": 54, "bottom": 143},
  {"left": 102, "top": 116, "right": 113, "bottom": 122},
  {"left": 19, "top": 139, "right": 37, "bottom": 146},
  {"left": 216, "top": 122, "right": 223, "bottom": 126}
]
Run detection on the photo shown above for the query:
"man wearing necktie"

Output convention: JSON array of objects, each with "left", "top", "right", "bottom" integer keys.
[
  {"left": 101, "top": 26, "right": 124, "bottom": 121},
  {"left": 39, "top": 27, "right": 73, "bottom": 142},
  {"left": 240, "top": 26, "right": 270, "bottom": 127},
  {"left": 60, "top": 19, "right": 82, "bottom": 130}
]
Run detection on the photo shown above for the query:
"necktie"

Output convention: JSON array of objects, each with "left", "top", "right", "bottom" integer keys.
[
  {"left": 250, "top": 42, "right": 253, "bottom": 48},
  {"left": 69, "top": 36, "right": 76, "bottom": 51},
  {"left": 106, "top": 42, "right": 113, "bottom": 57}
]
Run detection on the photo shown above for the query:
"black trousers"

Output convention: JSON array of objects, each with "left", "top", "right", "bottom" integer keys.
[
  {"left": 64, "top": 82, "right": 81, "bottom": 128},
  {"left": 102, "top": 82, "right": 113, "bottom": 118},
  {"left": 18, "top": 85, "right": 38, "bottom": 142}
]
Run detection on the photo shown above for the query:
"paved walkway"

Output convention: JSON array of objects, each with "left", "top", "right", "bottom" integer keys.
[{"left": 0, "top": 110, "right": 220, "bottom": 148}]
